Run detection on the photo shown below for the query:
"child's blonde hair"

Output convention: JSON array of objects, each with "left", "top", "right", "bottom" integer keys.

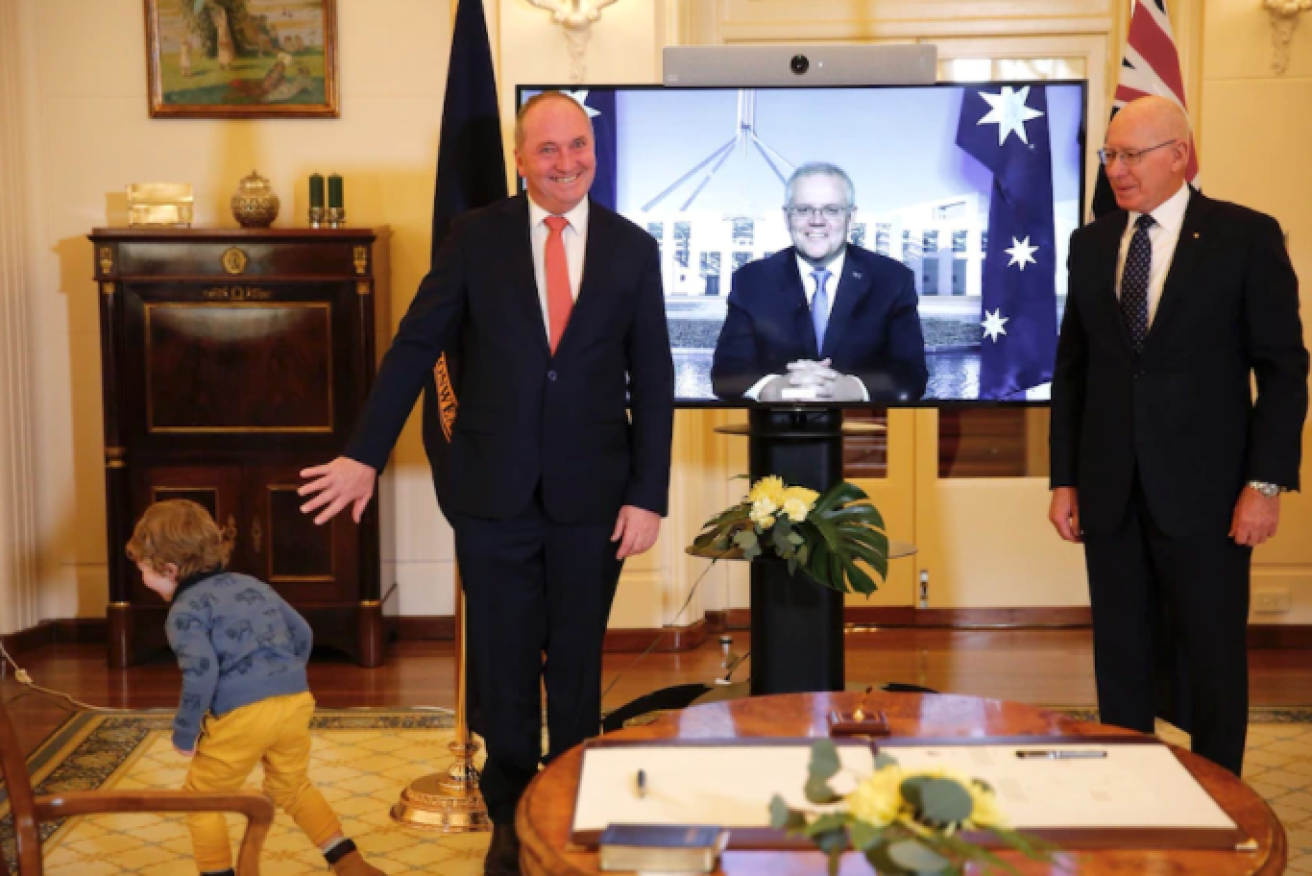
[{"left": 125, "top": 500, "right": 230, "bottom": 581}]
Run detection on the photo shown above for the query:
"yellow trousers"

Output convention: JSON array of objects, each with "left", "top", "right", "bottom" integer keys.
[{"left": 183, "top": 691, "right": 341, "bottom": 873}]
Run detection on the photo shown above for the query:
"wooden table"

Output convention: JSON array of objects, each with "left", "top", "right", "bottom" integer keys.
[{"left": 516, "top": 691, "right": 1286, "bottom": 876}]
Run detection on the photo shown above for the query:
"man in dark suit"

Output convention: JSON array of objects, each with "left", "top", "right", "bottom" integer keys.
[
  {"left": 1050, "top": 96, "right": 1307, "bottom": 776},
  {"left": 298, "top": 91, "right": 674, "bottom": 874},
  {"left": 711, "top": 162, "right": 927, "bottom": 403}
]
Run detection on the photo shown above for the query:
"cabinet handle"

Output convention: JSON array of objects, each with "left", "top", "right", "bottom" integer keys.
[
  {"left": 251, "top": 515, "right": 263, "bottom": 553},
  {"left": 223, "top": 514, "right": 238, "bottom": 545}
]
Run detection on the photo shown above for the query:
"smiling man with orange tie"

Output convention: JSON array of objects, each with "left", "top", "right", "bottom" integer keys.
[{"left": 298, "top": 91, "right": 674, "bottom": 876}]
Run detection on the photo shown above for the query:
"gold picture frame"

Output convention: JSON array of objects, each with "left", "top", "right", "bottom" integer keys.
[{"left": 145, "top": 0, "right": 339, "bottom": 119}]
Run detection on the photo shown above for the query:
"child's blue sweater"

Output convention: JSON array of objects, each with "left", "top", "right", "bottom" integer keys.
[{"left": 165, "top": 570, "right": 312, "bottom": 751}]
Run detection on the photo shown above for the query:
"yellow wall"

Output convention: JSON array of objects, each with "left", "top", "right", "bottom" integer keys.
[{"left": 3, "top": 0, "right": 1311, "bottom": 631}]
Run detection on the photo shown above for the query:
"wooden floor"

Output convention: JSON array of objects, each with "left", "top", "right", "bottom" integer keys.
[{"left": 4, "top": 630, "right": 1311, "bottom": 759}]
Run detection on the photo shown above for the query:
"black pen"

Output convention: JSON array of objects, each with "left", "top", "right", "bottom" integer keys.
[
  {"left": 635, "top": 768, "right": 647, "bottom": 798},
  {"left": 1015, "top": 749, "right": 1107, "bottom": 759}
]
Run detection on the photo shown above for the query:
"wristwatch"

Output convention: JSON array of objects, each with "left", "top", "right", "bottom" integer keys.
[{"left": 1246, "top": 480, "right": 1282, "bottom": 499}]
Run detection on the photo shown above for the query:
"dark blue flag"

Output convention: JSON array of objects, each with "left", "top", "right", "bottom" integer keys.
[
  {"left": 955, "top": 84, "right": 1059, "bottom": 400},
  {"left": 579, "top": 89, "right": 617, "bottom": 211},
  {"left": 422, "top": 0, "right": 509, "bottom": 512}
]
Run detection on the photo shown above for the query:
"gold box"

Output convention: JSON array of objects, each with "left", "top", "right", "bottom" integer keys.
[{"left": 127, "top": 183, "right": 194, "bottom": 227}]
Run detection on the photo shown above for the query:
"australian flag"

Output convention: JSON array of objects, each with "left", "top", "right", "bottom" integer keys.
[
  {"left": 579, "top": 89, "right": 617, "bottom": 211},
  {"left": 955, "top": 85, "right": 1058, "bottom": 400},
  {"left": 421, "top": 0, "right": 508, "bottom": 513}
]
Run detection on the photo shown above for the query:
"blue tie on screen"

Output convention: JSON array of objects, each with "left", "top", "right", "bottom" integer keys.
[
  {"left": 812, "top": 269, "right": 831, "bottom": 352},
  {"left": 1120, "top": 214, "right": 1155, "bottom": 351}
]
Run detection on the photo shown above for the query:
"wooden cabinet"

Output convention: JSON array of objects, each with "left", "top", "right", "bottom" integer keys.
[{"left": 90, "top": 227, "right": 390, "bottom": 668}]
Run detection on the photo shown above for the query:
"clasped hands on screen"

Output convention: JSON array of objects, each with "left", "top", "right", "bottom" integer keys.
[{"left": 758, "top": 358, "right": 864, "bottom": 402}]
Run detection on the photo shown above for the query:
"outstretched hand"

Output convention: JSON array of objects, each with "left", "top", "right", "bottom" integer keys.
[
  {"left": 611, "top": 505, "right": 660, "bottom": 559},
  {"left": 298, "top": 456, "right": 377, "bottom": 525}
]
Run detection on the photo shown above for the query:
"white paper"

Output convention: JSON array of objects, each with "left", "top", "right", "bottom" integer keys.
[{"left": 571, "top": 741, "right": 1236, "bottom": 834}]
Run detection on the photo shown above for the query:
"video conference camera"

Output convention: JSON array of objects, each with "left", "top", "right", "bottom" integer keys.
[{"left": 663, "top": 44, "right": 937, "bottom": 86}]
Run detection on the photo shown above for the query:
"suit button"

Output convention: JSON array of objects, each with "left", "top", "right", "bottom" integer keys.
[
  {"left": 547, "top": 370, "right": 557, "bottom": 381},
  {"left": 1133, "top": 372, "right": 1144, "bottom": 380}
]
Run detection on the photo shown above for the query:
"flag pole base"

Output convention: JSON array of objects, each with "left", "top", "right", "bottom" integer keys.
[{"left": 390, "top": 738, "right": 491, "bottom": 832}]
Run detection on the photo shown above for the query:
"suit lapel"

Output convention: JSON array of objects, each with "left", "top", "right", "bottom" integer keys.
[
  {"left": 1147, "top": 192, "right": 1210, "bottom": 343},
  {"left": 502, "top": 196, "right": 550, "bottom": 355},
  {"left": 554, "top": 199, "right": 612, "bottom": 357},
  {"left": 821, "top": 249, "right": 869, "bottom": 358},
  {"left": 783, "top": 251, "right": 819, "bottom": 359}
]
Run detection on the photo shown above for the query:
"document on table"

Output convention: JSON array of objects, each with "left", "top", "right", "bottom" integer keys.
[{"left": 570, "top": 738, "right": 1242, "bottom": 848}]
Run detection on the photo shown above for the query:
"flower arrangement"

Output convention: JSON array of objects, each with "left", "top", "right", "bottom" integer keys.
[
  {"left": 690, "top": 476, "right": 888, "bottom": 595},
  {"left": 770, "top": 740, "right": 1053, "bottom": 876}
]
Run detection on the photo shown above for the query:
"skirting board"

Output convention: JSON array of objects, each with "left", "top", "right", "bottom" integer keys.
[{"left": 3, "top": 615, "right": 1310, "bottom": 659}]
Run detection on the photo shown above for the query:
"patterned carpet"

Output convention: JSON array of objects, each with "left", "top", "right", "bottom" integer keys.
[{"left": 2, "top": 706, "right": 1311, "bottom": 875}]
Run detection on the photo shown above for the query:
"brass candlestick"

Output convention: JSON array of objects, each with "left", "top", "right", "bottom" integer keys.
[
  {"left": 309, "top": 206, "right": 325, "bottom": 228},
  {"left": 326, "top": 206, "right": 346, "bottom": 228},
  {"left": 391, "top": 576, "right": 491, "bottom": 832}
]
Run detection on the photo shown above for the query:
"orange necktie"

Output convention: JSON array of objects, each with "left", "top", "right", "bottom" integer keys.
[{"left": 544, "top": 215, "right": 572, "bottom": 353}]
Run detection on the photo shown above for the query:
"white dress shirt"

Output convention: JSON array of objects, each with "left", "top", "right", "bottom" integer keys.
[
  {"left": 1115, "top": 182, "right": 1191, "bottom": 326},
  {"left": 528, "top": 196, "right": 589, "bottom": 336}
]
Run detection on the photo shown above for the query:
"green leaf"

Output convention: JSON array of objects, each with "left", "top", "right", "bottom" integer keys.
[
  {"left": 743, "top": 541, "right": 761, "bottom": 561},
  {"left": 809, "top": 739, "right": 842, "bottom": 781},
  {"left": 847, "top": 819, "right": 884, "bottom": 851},
  {"left": 803, "top": 812, "right": 850, "bottom": 838},
  {"left": 874, "top": 751, "right": 900, "bottom": 770},
  {"left": 804, "top": 775, "right": 841, "bottom": 804},
  {"left": 887, "top": 838, "right": 951, "bottom": 873},
  {"left": 809, "top": 827, "right": 850, "bottom": 857},
  {"left": 864, "top": 843, "right": 915, "bottom": 876},
  {"left": 768, "top": 794, "right": 807, "bottom": 831},
  {"left": 914, "top": 778, "right": 974, "bottom": 827},
  {"left": 732, "top": 530, "right": 758, "bottom": 550}
]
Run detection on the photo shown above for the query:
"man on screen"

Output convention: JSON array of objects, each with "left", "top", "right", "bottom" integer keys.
[
  {"left": 1049, "top": 96, "right": 1307, "bottom": 776},
  {"left": 711, "top": 162, "right": 928, "bottom": 403}
]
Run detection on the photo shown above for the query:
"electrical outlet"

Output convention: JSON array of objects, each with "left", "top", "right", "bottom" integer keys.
[{"left": 1253, "top": 588, "right": 1292, "bottom": 613}]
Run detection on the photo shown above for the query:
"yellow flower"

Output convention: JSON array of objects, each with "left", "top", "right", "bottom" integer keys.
[
  {"left": 783, "top": 485, "right": 820, "bottom": 508},
  {"left": 965, "top": 780, "right": 1007, "bottom": 829},
  {"left": 750, "top": 499, "right": 777, "bottom": 530},
  {"left": 845, "top": 764, "right": 905, "bottom": 828},
  {"left": 781, "top": 497, "right": 812, "bottom": 522},
  {"left": 749, "top": 476, "right": 788, "bottom": 507}
]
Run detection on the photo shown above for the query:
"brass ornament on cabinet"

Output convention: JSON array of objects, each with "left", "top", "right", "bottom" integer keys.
[
  {"left": 101, "top": 283, "right": 115, "bottom": 298},
  {"left": 202, "top": 286, "right": 274, "bottom": 301},
  {"left": 251, "top": 515, "right": 263, "bottom": 553},
  {"left": 353, "top": 246, "right": 368, "bottom": 275},
  {"left": 105, "top": 446, "right": 127, "bottom": 469},
  {"left": 357, "top": 281, "right": 370, "bottom": 297},
  {"left": 221, "top": 247, "right": 249, "bottom": 275},
  {"left": 223, "top": 514, "right": 239, "bottom": 545},
  {"left": 99, "top": 247, "right": 114, "bottom": 275}
]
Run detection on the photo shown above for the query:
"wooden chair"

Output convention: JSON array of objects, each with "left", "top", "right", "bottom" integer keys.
[{"left": 0, "top": 702, "right": 274, "bottom": 876}]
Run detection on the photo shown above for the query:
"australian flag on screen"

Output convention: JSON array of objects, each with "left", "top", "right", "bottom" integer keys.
[
  {"left": 574, "top": 89, "right": 617, "bottom": 211},
  {"left": 954, "top": 85, "right": 1058, "bottom": 400}
]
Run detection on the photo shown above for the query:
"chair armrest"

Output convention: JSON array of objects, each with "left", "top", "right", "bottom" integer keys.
[{"left": 35, "top": 790, "right": 274, "bottom": 876}]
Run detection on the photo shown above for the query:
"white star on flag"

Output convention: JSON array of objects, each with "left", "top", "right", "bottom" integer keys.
[
  {"left": 976, "top": 85, "right": 1044, "bottom": 146},
  {"left": 1005, "top": 236, "right": 1039, "bottom": 271},
  {"left": 562, "top": 90, "right": 600, "bottom": 118},
  {"left": 981, "top": 308, "right": 1009, "bottom": 342}
]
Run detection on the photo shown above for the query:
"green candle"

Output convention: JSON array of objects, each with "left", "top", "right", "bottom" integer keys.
[
  {"left": 328, "top": 174, "right": 343, "bottom": 209},
  {"left": 309, "top": 173, "right": 324, "bottom": 208}
]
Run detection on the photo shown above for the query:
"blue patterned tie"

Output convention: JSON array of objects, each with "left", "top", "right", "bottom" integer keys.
[
  {"left": 1120, "top": 214, "right": 1155, "bottom": 351},
  {"left": 811, "top": 269, "right": 831, "bottom": 353}
]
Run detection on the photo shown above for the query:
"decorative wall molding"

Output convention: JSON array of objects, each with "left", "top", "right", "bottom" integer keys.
[
  {"left": 525, "top": 0, "right": 622, "bottom": 82},
  {"left": 0, "top": 0, "right": 42, "bottom": 636},
  {"left": 1263, "top": 0, "right": 1312, "bottom": 74}
]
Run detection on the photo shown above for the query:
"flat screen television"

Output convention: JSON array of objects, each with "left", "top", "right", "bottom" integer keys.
[{"left": 517, "top": 82, "right": 1088, "bottom": 406}]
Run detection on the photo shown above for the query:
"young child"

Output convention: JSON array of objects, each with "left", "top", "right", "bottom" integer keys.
[{"left": 126, "top": 500, "right": 385, "bottom": 876}]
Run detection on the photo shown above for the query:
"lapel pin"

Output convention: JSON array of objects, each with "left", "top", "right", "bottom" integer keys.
[
  {"left": 1193, "top": 232, "right": 1200, "bottom": 239},
  {"left": 853, "top": 271, "right": 863, "bottom": 280}
]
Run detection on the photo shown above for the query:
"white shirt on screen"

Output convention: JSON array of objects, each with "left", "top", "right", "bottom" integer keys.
[
  {"left": 1115, "top": 182, "right": 1191, "bottom": 326},
  {"left": 528, "top": 196, "right": 588, "bottom": 333}
]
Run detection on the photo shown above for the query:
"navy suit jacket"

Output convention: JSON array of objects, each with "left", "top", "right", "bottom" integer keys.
[
  {"left": 1050, "top": 193, "right": 1307, "bottom": 537},
  {"left": 710, "top": 246, "right": 928, "bottom": 402},
  {"left": 346, "top": 194, "right": 674, "bottom": 524}
]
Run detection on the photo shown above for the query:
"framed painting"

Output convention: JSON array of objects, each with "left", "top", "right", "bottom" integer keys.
[{"left": 145, "top": 0, "right": 339, "bottom": 118}]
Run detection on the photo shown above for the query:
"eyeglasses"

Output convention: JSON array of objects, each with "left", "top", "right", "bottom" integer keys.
[
  {"left": 1097, "top": 139, "right": 1178, "bottom": 167},
  {"left": 786, "top": 205, "right": 851, "bottom": 220}
]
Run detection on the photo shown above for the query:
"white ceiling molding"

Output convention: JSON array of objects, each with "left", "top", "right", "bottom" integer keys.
[{"left": 1263, "top": 0, "right": 1312, "bottom": 74}]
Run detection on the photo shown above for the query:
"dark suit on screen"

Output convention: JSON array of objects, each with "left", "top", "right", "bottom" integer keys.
[
  {"left": 345, "top": 193, "right": 674, "bottom": 821},
  {"left": 1050, "top": 191, "right": 1307, "bottom": 774},
  {"left": 710, "top": 245, "right": 928, "bottom": 402}
]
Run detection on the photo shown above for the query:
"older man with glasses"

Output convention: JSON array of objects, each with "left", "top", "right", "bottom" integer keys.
[
  {"left": 1050, "top": 95, "right": 1308, "bottom": 777},
  {"left": 711, "top": 161, "right": 928, "bottom": 403}
]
